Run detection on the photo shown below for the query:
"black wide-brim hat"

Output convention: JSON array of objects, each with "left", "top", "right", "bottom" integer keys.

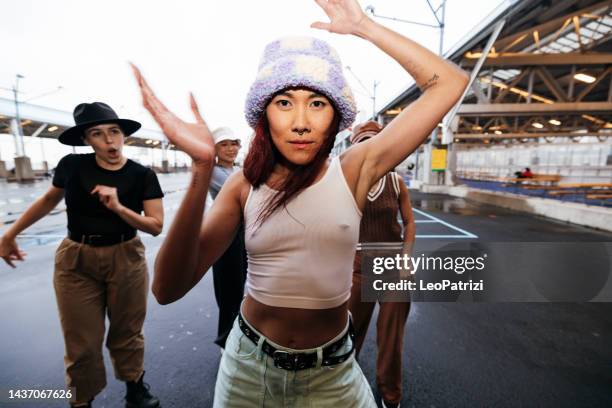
[{"left": 58, "top": 102, "right": 141, "bottom": 146}]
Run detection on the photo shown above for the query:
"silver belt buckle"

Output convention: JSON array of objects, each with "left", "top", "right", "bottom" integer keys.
[{"left": 273, "top": 350, "right": 298, "bottom": 370}]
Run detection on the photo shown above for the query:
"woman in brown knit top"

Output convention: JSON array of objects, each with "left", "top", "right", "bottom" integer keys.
[{"left": 348, "top": 120, "right": 416, "bottom": 408}]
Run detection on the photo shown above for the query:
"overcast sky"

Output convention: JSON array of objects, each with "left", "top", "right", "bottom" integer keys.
[{"left": 1, "top": 0, "right": 505, "bottom": 147}]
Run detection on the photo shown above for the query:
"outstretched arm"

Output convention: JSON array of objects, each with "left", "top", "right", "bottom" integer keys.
[
  {"left": 0, "top": 186, "right": 64, "bottom": 267},
  {"left": 312, "top": 0, "right": 469, "bottom": 198}
]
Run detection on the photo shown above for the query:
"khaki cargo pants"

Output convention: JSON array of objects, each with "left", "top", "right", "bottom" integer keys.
[{"left": 53, "top": 236, "right": 149, "bottom": 404}]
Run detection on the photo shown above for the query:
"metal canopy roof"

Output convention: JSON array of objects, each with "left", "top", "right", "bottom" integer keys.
[
  {"left": 379, "top": 0, "right": 612, "bottom": 144},
  {"left": 0, "top": 97, "right": 168, "bottom": 149}
]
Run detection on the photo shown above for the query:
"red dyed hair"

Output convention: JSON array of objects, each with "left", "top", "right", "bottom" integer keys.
[{"left": 243, "top": 110, "right": 340, "bottom": 226}]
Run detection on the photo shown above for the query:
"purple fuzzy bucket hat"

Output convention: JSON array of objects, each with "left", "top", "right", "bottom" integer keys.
[{"left": 244, "top": 36, "right": 357, "bottom": 131}]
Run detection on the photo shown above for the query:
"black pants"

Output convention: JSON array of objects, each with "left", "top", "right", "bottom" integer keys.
[{"left": 212, "top": 229, "right": 247, "bottom": 348}]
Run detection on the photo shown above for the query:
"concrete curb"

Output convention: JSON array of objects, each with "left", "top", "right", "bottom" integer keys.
[{"left": 419, "top": 184, "right": 612, "bottom": 233}]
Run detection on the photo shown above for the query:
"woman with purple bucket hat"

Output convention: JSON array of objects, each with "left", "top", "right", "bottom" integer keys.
[{"left": 132, "top": 0, "right": 468, "bottom": 406}]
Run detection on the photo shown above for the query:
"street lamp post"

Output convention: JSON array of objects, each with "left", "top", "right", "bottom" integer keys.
[
  {"left": 9, "top": 74, "right": 38, "bottom": 182},
  {"left": 9, "top": 76, "right": 63, "bottom": 181}
]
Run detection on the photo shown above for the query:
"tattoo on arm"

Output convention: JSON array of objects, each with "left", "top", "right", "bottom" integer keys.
[{"left": 420, "top": 73, "right": 439, "bottom": 92}]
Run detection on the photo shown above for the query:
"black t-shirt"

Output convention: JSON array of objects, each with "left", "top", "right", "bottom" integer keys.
[{"left": 52, "top": 153, "right": 164, "bottom": 236}]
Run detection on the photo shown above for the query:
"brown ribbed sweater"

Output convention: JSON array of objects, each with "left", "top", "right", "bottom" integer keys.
[{"left": 359, "top": 172, "right": 402, "bottom": 243}]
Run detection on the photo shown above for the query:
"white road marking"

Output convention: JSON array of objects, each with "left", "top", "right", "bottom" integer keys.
[{"left": 412, "top": 208, "right": 478, "bottom": 239}]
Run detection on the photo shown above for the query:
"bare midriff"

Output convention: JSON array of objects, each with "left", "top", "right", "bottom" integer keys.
[{"left": 241, "top": 295, "right": 349, "bottom": 349}]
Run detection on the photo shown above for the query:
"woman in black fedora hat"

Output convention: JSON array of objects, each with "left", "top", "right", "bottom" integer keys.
[{"left": 0, "top": 102, "right": 164, "bottom": 408}]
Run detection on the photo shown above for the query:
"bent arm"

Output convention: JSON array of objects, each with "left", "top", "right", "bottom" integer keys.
[
  {"left": 152, "top": 166, "right": 242, "bottom": 304},
  {"left": 2, "top": 186, "right": 64, "bottom": 239},
  {"left": 398, "top": 175, "right": 415, "bottom": 250},
  {"left": 115, "top": 198, "right": 164, "bottom": 236},
  {"left": 349, "top": 18, "right": 469, "bottom": 191},
  {"left": 397, "top": 175, "right": 416, "bottom": 277}
]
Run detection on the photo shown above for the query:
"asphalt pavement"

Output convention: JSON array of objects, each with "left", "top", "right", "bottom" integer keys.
[{"left": 0, "top": 176, "right": 611, "bottom": 407}]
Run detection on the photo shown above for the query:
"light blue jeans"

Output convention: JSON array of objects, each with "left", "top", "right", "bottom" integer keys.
[{"left": 213, "top": 314, "right": 376, "bottom": 407}]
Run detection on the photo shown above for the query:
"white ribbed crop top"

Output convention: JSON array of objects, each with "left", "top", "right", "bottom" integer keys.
[{"left": 243, "top": 156, "right": 362, "bottom": 309}]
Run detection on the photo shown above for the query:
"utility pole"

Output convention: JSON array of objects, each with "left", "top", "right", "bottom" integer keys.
[
  {"left": 372, "top": 81, "right": 379, "bottom": 122},
  {"left": 345, "top": 65, "right": 378, "bottom": 120},
  {"left": 366, "top": 1, "right": 448, "bottom": 185},
  {"left": 13, "top": 74, "right": 25, "bottom": 157}
]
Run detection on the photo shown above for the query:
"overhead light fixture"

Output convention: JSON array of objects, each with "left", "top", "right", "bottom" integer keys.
[
  {"left": 480, "top": 77, "right": 554, "bottom": 104},
  {"left": 145, "top": 139, "right": 153, "bottom": 144},
  {"left": 548, "top": 119, "right": 561, "bottom": 126},
  {"left": 574, "top": 73, "right": 596, "bottom": 84},
  {"left": 494, "top": 130, "right": 502, "bottom": 135},
  {"left": 153, "top": 140, "right": 160, "bottom": 145},
  {"left": 532, "top": 122, "right": 544, "bottom": 129},
  {"left": 48, "top": 126, "right": 58, "bottom": 132},
  {"left": 533, "top": 30, "right": 540, "bottom": 49}
]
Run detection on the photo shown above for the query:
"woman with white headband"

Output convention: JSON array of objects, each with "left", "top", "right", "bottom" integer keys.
[{"left": 132, "top": 0, "right": 468, "bottom": 406}]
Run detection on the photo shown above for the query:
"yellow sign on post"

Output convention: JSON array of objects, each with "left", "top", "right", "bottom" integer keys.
[{"left": 431, "top": 149, "right": 447, "bottom": 172}]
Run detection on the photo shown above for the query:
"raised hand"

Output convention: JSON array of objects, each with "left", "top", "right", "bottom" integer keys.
[
  {"left": 0, "top": 236, "right": 26, "bottom": 268},
  {"left": 189, "top": 93, "right": 207, "bottom": 126},
  {"left": 311, "top": 0, "right": 369, "bottom": 35},
  {"left": 91, "top": 185, "right": 122, "bottom": 212},
  {"left": 131, "top": 63, "right": 216, "bottom": 167}
]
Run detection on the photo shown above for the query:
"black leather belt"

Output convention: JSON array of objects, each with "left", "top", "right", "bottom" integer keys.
[
  {"left": 68, "top": 230, "right": 136, "bottom": 247},
  {"left": 237, "top": 313, "right": 355, "bottom": 371}
]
